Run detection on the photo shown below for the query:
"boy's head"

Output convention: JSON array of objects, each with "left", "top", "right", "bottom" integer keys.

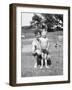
[
  {"left": 42, "top": 25, "right": 47, "bottom": 31},
  {"left": 41, "top": 30, "right": 47, "bottom": 38},
  {"left": 34, "top": 29, "right": 41, "bottom": 39},
  {"left": 41, "top": 25, "right": 47, "bottom": 38}
]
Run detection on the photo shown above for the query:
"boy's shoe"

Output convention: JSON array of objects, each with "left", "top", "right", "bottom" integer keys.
[
  {"left": 46, "top": 65, "right": 50, "bottom": 69},
  {"left": 40, "top": 66, "right": 43, "bottom": 69}
]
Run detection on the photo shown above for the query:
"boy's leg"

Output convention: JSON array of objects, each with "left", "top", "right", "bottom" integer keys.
[
  {"left": 44, "top": 50, "right": 51, "bottom": 66},
  {"left": 40, "top": 60, "right": 43, "bottom": 69},
  {"left": 45, "top": 54, "right": 50, "bottom": 68},
  {"left": 40, "top": 53, "right": 44, "bottom": 69},
  {"left": 37, "top": 55, "right": 41, "bottom": 66},
  {"left": 34, "top": 55, "right": 37, "bottom": 68},
  {"left": 33, "top": 53, "right": 38, "bottom": 68}
]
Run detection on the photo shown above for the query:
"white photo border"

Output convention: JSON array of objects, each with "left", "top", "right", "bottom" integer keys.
[{"left": 16, "top": 7, "right": 68, "bottom": 84}]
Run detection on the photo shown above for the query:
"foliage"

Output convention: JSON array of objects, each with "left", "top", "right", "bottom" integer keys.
[{"left": 30, "top": 13, "right": 63, "bottom": 32}]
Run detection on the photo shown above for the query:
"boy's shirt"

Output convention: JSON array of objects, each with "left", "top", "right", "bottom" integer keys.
[
  {"left": 39, "top": 37, "right": 49, "bottom": 50},
  {"left": 32, "top": 38, "right": 41, "bottom": 54}
]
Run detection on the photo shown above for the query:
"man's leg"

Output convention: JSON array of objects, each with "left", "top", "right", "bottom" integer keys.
[{"left": 34, "top": 54, "right": 42, "bottom": 68}]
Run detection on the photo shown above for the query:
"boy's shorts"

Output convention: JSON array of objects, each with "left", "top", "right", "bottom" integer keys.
[
  {"left": 32, "top": 53, "right": 42, "bottom": 59},
  {"left": 41, "top": 49, "right": 51, "bottom": 65},
  {"left": 32, "top": 53, "right": 37, "bottom": 57},
  {"left": 32, "top": 53, "right": 42, "bottom": 65},
  {"left": 41, "top": 49, "right": 49, "bottom": 55}
]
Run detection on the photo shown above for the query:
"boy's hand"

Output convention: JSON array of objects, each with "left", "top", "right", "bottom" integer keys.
[{"left": 36, "top": 50, "right": 41, "bottom": 55}]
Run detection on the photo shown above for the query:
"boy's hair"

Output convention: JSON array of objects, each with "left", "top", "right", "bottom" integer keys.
[
  {"left": 42, "top": 25, "right": 47, "bottom": 29},
  {"left": 34, "top": 29, "right": 41, "bottom": 35}
]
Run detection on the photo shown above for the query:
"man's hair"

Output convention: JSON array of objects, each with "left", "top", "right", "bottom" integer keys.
[{"left": 34, "top": 29, "right": 41, "bottom": 35}]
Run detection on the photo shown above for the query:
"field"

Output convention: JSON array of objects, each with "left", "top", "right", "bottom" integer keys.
[{"left": 21, "top": 31, "right": 63, "bottom": 77}]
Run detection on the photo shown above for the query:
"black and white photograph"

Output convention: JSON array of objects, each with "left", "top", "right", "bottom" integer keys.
[
  {"left": 9, "top": 4, "right": 70, "bottom": 86},
  {"left": 21, "top": 13, "right": 63, "bottom": 77}
]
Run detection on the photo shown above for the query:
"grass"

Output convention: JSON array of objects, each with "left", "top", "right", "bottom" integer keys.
[{"left": 21, "top": 31, "right": 63, "bottom": 77}]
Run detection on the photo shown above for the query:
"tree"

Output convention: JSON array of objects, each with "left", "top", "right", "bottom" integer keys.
[
  {"left": 41, "top": 14, "right": 63, "bottom": 31},
  {"left": 30, "top": 14, "right": 42, "bottom": 29},
  {"left": 30, "top": 13, "right": 63, "bottom": 32}
]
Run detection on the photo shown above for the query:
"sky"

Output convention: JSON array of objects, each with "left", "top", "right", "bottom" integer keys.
[
  {"left": 21, "top": 13, "right": 34, "bottom": 26},
  {"left": 21, "top": 13, "right": 44, "bottom": 26}
]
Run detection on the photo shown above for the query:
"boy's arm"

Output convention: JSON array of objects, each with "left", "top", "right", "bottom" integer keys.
[
  {"left": 32, "top": 41, "right": 36, "bottom": 54},
  {"left": 32, "top": 40, "right": 41, "bottom": 55},
  {"left": 46, "top": 38, "right": 49, "bottom": 51}
]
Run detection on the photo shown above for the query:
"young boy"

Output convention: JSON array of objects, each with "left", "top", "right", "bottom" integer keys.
[
  {"left": 40, "top": 28, "right": 51, "bottom": 69},
  {"left": 32, "top": 30, "right": 42, "bottom": 68}
]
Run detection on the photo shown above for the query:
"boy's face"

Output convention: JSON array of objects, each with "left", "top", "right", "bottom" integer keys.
[
  {"left": 41, "top": 29, "right": 47, "bottom": 38},
  {"left": 35, "top": 32, "right": 41, "bottom": 39}
]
